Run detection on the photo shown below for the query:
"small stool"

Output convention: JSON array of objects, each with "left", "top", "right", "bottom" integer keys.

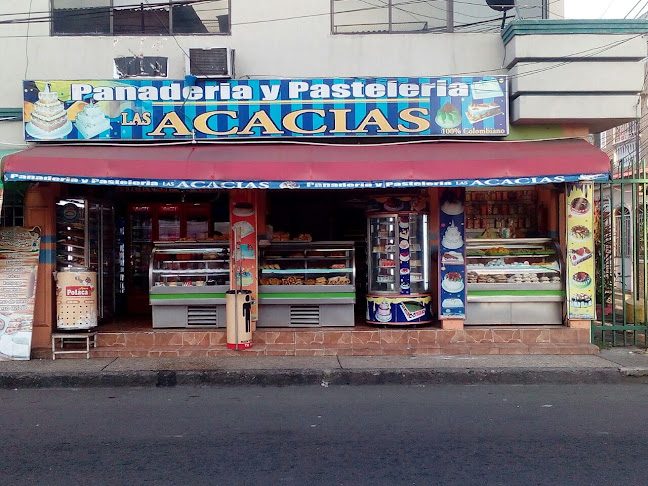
[{"left": 51, "top": 331, "right": 98, "bottom": 360}]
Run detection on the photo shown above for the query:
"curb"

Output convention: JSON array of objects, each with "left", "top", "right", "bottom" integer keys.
[{"left": 1, "top": 367, "right": 646, "bottom": 388}]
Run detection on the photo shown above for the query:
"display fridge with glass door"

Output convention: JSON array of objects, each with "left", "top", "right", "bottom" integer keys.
[
  {"left": 366, "top": 197, "right": 432, "bottom": 325},
  {"left": 56, "top": 198, "right": 116, "bottom": 320}
]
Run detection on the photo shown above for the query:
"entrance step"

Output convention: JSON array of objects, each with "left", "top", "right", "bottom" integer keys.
[{"left": 34, "top": 325, "right": 597, "bottom": 358}]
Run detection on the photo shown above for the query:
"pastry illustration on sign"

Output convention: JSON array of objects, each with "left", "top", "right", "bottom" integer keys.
[
  {"left": 440, "top": 200, "right": 464, "bottom": 215},
  {"left": 441, "top": 222, "right": 463, "bottom": 250},
  {"left": 375, "top": 300, "right": 393, "bottom": 323},
  {"left": 232, "top": 203, "right": 255, "bottom": 217},
  {"left": 571, "top": 271, "right": 592, "bottom": 289},
  {"left": 25, "top": 83, "right": 72, "bottom": 139},
  {"left": 232, "top": 221, "right": 254, "bottom": 238},
  {"left": 75, "top": 100, "right": 111, "bottom": 139},
  {"left": 435, "top": 102, "right": 462, "bottom": 129},
  {"left": 442, "top": 271, "right": 464, "bottom": 293},
  {"left": 569, "top": 246, "right": 592, "bottom": 266},
  {"left": 569, "top": 197, "right": 590, "bottom": 217},
  {"left": 465, "top": 102, "right": 503, "bottom": 124},
  {"left": 441, "top": 298, "right": 463, "bottom": 309}
]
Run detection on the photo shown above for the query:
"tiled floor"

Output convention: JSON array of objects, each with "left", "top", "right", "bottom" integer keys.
[{"left": 43, "top": 319, "right": 598, "bottom": 358}]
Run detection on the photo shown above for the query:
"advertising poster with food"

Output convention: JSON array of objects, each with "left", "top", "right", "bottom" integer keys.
[
  {"left": 0, "top": 227, "right": 41, "bottom": 361},
  {"left": 438, "top": 188, "right": 466, "bottom": 319},
  {"left": 23, "top": 77, "right": 508, "bottom": 142},
  {"left": 230, "top": 196, "right": 258, "bottom": 321},
  {"left": 366, "top": 295, "right": 432, "bottom": 324},
  {"left": 566, "top": 183, "right": 595, "bottom": 319}
]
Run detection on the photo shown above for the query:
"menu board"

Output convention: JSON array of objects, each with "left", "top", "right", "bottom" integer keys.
[
  {"left": 0, "top": 227, "right": 41, "bottom": 361},
  {"left": 230, "top": 194, "right": 258, "bottom": 322},
  {"left": 438, "top": 188, "right": 466, "bottom": 319},
  {"left": 566, "top": 182, "right": 595, "bottom": 319}
]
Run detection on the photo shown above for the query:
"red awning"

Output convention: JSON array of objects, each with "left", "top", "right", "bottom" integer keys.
[{"left": 2, "top": 139, "right": 609, "bottom": 189}]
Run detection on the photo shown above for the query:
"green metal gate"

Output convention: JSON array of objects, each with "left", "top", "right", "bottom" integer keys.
[{"left": 593, "top": 160, "right": 648, "bottom": 346}]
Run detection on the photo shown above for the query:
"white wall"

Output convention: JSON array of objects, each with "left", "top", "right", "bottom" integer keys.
[{"left": 0, "top": 0, "right": 506, "bottom": 110}]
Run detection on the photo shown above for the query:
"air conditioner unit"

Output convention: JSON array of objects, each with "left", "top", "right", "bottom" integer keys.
[{"left": 186, "top": 48, "right": 235, "bottom": 79}]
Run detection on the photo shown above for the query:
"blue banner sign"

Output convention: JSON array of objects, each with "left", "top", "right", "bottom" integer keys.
[
  {"left": 23, "top": 77, "right": 508, "bottom": 141},
  {"left": 4, "top": 173, "right": 609, "bottom": 189}
]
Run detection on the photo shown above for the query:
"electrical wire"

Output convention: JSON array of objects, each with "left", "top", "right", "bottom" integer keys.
[
  {"left": 625, "top": 0, "right": 647, "bottom": 19},
  {"left": 23, "top": 0, "right": 33, "bottom": 80}
]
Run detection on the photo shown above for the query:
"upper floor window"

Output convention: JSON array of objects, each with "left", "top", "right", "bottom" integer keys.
[
  {"left": 331, "top": 0, "right": 546, "bottom": 34},
  {"left": 51, "top": 0, "right": 230, "bottom": 35}
]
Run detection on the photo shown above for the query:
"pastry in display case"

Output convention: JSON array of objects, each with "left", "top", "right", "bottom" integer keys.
[
  {"left": 465, "top": 238, "right": 564, "bottom": 325},
  {"left": 366, "top": 197, "right": 432, "bottom": 326},
  {"left": 149, "top": 241, "right": 230, "bottom": 328},
  {"left": 257, "top": 242, "right": 355, "bottom": 327}
]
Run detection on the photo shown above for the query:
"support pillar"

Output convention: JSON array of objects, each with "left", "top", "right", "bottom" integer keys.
[{"left": 25, "top": 183, "right": 59, "bottom": 350}]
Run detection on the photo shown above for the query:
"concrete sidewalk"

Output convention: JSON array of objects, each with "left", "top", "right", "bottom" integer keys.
[{"left": 1, "top": 348, "right": 647, "bottom": 388}]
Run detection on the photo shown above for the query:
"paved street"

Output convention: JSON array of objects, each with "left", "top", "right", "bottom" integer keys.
[{"left": 2, "top": 384, "right": 648, "bottom": 485}]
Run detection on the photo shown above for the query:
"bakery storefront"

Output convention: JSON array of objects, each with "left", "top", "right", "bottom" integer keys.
[{"left": 2, "top": 78, "right": 609, "bottom": 355}]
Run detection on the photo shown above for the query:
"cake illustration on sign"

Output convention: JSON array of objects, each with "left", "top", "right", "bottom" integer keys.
[
  {"left": 75, "top": 100, "right": 111, "bottom": 139},
  {"left": 375, "top": 300, "right": 392, "bottom": 322},
  {"left": 25, "top": 83, "right": 72, "bottom": 139},
  {"left": 441, "top": 222, "right": 463, "bottom": 250},
  {"left": 465, "top": 103, "right": 503, "bottom": 124}
]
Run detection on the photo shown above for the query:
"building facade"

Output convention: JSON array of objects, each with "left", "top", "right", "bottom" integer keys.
[{"left": 0, "top": 1, "right": 647, "bottom": 358}]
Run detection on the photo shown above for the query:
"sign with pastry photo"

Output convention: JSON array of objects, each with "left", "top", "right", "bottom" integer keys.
[
  {"left": 566, "top": 182, "right": 595, "bottom": 320},
  {"left": 438, "top": 188, "right": 466, "bottom": 319},
  {"left": 230, "top": 197, "right": 258, "bottom": 321},
  {"left": 0, "top": 227, "right": 41, "bottom": 361},
  {"left": 23, "top": 77, "right": 508, "bottom": 141}
]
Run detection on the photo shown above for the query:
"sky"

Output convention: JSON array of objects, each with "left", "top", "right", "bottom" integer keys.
[{"left": 564, "top": 0, "right": 648, "bottom": 19}]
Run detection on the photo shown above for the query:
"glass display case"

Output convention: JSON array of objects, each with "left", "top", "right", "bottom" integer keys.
[
  {"left": 257, "top": 242, "right": 355, "bottom": 327},
  {"left": 465, "top": 238, "right": 564, "bottom": 325},
  {"left": 56, "top": 198, "right": 116, "bottom": 320},
  {"left": 366, "top": 212, "right": 432, "bottom": 325},
  {"left": 149, "top": 241, "right": 230, "bottom": 328}
]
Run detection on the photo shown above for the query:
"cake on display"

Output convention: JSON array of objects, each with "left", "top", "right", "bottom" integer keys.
[
  {"left": 75, "top": 100, "right": 111, "bottom": 139},
  {"left": 441, "top": 222, "right": 463, "bottom": 250},
  {"left": 26, "top": 83, "right": 72, "bottom": 139}
]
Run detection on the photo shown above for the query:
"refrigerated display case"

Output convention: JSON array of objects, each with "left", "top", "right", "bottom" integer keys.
[
  {"left": 465, "top": 238, "right": 564, "bottom": 325},
  {"left": 149, "top": 241, "right": 230, "bottom": 328},
  {"left": 126, "top": 202, "right": 214, "bottom": 314},
  {"left": 257, "top": 242, "right": 356, "bottom": 327},
  {"left": 366, "top": 212, "right": 432, "bottom": 325},
  {"left": 56, "top": 198, "right": 116, "bottom": 320}
]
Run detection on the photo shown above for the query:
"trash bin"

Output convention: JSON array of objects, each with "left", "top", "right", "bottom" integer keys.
[
  {"left": 226, "top": 290, "right": 252, "bottom": 349},
  {"left": 54, "top": 268, "right": 98, "bottom": 330}
]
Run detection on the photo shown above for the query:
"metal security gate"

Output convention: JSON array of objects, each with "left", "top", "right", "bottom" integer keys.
[{"left": 593, "top": 160, "right": 648, "bottom": 346}]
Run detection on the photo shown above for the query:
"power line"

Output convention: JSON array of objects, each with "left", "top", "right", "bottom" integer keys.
[{"left": 625, "top": 0, "right": 647, "bottom": 19}]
